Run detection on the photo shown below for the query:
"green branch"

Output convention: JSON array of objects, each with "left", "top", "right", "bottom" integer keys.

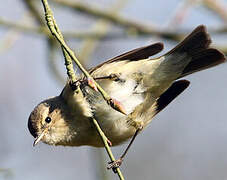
[
  {"left": 40, "top": 0, "right": 125, "bottom": 179},
  {"left": 0, "top": 17, "right": 48, "bottom": 35},
  {"left": 51, "top": 0, "right": 183, "bottom": 40},
  {"left": 78, "top": 0, "right": 129, "bottom": 65},
  {"left": 41, "top": 0, "right": 128, "bottom": 115},
  {"left": 51, "top": 0, "right": 156, "bottom": 33},
  {"left": 0, "top": 18, "right": 133, "bottom": 40},
  {"left": 92, "top": 118, "right": 125, "bottom": 180}
]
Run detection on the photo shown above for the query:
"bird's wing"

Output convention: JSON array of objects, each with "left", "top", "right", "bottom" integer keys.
[
  {"left": 87, "top": 43, "right": 165, "bottom": 115},
  {"left": 89, "top": 42, "right": 164, "bottom": 74}
]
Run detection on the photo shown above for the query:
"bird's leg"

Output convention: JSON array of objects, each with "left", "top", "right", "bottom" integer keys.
[
  {"left": 74, "top": 73, "right": 125, "bottom": 92},
  {"left": 85, "top": 73, "right": 125, "bottom": 92},
  {"left": 69, "top": 73, "right": 122, "bottom": 92},
  {"left": 107, "top": 126, "right": 142, "bottom": 172},
  {"left": 94, "top": 73, "right": 125, "bottom": 83}
]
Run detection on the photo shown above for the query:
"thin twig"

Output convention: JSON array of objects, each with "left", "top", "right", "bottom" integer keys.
[
  {"left": 167, "top": 0, "right": 199, "bottom": 28},
  {"left": 203, "top": 0, "right": 227, "bottom": 23},
  {"left": 50, "top": 0, "right": 185, "bottom": 40},
  {"left": 4, "top": 0, "right": 227, "bottom": 42},
  {"left": 41, "top": 0, "right": 76, "bottom": 82},
  {"left": 23, "top": 0, "right": 45, "bottom": 25},
  {"left": 47, "top": 39, "right": 66, "bottom": 84},
  {"left": 54, "top": 0, "right": 194, "bottom": 41},
  {"left": 78, "top": 1, "right": 128, "bottom": 179},
  {"left": 23, "top": 0, "right": 67, "bottom": 84},
  {"left": 78, "top": 0, "right": 129, "bottom": 69},
  {"left": 0, "top": 17, "right": 196, "bottom": 42},
  {"left": 0, "top": 17, "right": 48, "bottom": 35},
  {"left": 91, "top": 118, "right": 125, "bottom": 180},
  {"left": 41, "top": 0, "right": 128, "bottom": 115},
  {"left": 40, "top": 0, "right": 125, "bottom": 179},
  {"left": 0, "top": 18, "right": 134, "bottom": 40},
  {"left": 51, "top": 0, "right": 156, "bottom": 33}
]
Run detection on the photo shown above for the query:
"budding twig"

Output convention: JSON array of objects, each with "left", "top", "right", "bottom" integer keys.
[
  {"left": 108, "top": 98, "right": 127, "bottom": 115},
  {"left": 40, "top": 0, "right": 125, "bottom": 179},
  {"left": 91, "top": 118, "right": 125, "bottom": 180},
  {"left": 51, "top": 0, "right": 157, "bottom": 34},
  {"left": 41, "top": 0, "right": 127, "bottom": 115}
]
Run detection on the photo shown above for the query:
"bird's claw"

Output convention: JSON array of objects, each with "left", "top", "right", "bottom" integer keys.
[
  {"left": 69, "top": 80, "right": 81, "bottom": 91},
  {"left": 107, "top": 158, "right": 123, "bottom": 173}
]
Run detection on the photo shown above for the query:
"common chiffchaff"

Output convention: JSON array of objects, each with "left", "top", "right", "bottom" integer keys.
[{"left": 28, "top": 26, "right": 226, "bottom": 165}]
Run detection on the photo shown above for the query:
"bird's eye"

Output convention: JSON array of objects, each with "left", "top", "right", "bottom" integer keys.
[{"left": 45, "top": 117, "right": 52, "bottom": 123}]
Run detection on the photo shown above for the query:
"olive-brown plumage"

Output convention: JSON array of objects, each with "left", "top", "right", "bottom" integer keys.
[{"left": 28, "top": 25, "right": 226, "bottom": 147}]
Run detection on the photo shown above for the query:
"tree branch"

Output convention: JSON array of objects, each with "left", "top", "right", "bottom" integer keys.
[{"left": 40, "top": 0, "right": 125, "bottom": 179}]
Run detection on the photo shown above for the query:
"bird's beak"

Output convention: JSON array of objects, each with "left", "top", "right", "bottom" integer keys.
[{"left": 33, "top": 129, "right": 47, "bottom": 147}]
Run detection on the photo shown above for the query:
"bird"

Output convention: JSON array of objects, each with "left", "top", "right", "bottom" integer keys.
[{"left": 28, "top": 25, "right": 226, "bottom": 168}]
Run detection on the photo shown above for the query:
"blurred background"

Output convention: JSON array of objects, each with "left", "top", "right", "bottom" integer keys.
[{"left": 1, "top": 0, "right": 227, "bottom": 179}]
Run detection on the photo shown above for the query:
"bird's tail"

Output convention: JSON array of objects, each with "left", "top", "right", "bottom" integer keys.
[{"left": 165, "top": 25, "right": 226, "bottom": 78}]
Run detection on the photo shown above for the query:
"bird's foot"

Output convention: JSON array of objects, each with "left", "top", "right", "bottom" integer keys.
[
  {"left": 69, "top": 80, "right": 81, "bottom": 91},
  {"left": 107, "top": 158, "right": 123, "bottom": 173},
  {"left": 94, "top": 73, "right": 125, "bottom": 83}
]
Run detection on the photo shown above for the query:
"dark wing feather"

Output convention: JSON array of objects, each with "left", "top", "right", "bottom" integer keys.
[
  {"left": 153, "top": 80, "right": 190, "bottom": 117},
  {"left": 89, "top": 42, "right": 164, "bottom": 73}
]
